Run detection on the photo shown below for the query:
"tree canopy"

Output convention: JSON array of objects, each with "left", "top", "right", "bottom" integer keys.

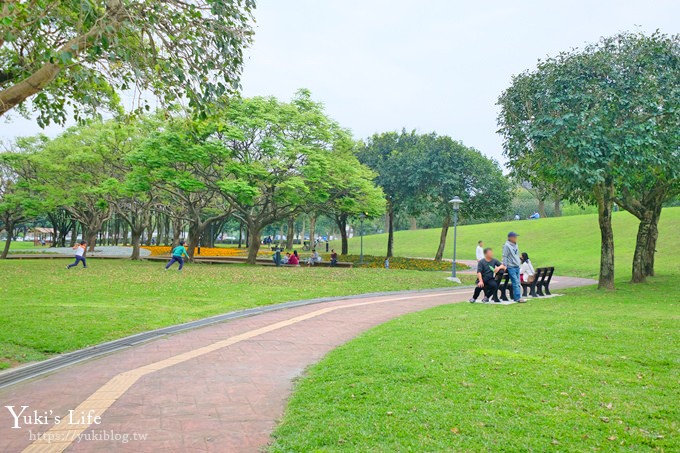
[
  {"left": 498, "top": 31, "right": 680, "bottom": 288},
  {"left": 0, "top": 0, "right": 255, "bottom": 125},
  {"left": 360, "top": 130, "right": 511, "bottom": 259},
  {"left": 3, "top": 91, "right": 387, "bottom": 263}
]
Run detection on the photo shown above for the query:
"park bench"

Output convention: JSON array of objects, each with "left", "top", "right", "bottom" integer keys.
[
  {"left": 496, "top": 271, "right": 511, "bottom": 301},
  {"left": 521, "top": 267, "right": 544, "bottom": 297},
  {"left": 520, "top": 267, "right": 555, "bottom": 297},
  {"left": 535, "top": 266, "right": 554, "bottom": 296},
  {"left": 496, "top": 266, "right": 555, "bottom": 300}
]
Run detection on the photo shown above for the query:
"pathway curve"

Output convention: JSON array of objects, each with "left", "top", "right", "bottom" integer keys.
[{"left": 0, "top": 276, "right": 595, "bottom": 453}]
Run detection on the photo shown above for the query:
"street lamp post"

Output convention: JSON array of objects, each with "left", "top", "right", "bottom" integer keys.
[
  {"left": 359, "top": 213, "right": 366, "bottom": 264},
  {"left": 448, "top": 196, "right": 463, "bottom": 283},
  {"left": 359, "top": 212, "right": 366, "bottom": 264}
]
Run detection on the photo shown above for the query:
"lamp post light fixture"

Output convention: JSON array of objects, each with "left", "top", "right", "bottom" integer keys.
[
  {"left": 448, "top": 196, "right": 463, "bottom": 283},
  {"left": 359, "top": 213, "right": 366, "bottom": 264}
]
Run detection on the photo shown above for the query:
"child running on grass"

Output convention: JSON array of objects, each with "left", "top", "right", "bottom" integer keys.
[
  {"left": 165, "top": 240, "right": 190, "bottom": 271},
  {"left": 66, "top": 241, "right": 87, "bottom": 269}
]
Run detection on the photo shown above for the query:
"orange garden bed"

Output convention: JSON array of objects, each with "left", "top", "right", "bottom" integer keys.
[{"left": 141, "top": 246, "right": 254, "bottom": 257}]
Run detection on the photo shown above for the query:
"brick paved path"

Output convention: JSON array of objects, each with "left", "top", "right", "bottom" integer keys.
[{"left": 0, "top": 277, "right": 594, "bottom": 453}]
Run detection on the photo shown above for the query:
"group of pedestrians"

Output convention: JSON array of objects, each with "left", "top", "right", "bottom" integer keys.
[{"left": 469, "top": 232, "right": 535, "bottom": 304}]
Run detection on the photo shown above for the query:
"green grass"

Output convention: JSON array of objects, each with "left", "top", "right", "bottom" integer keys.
[
  {"left": 269, "top": 278, "right": 680, "bottom": 452},
  {"left": 0, "top": 260, "right": 471, "bottom": 369},
  {"left": 0, "top": 241, "right": 46, "bottom": 252},
  {"left": 330, "top": 207, "right": 680, "bottom": 279}
]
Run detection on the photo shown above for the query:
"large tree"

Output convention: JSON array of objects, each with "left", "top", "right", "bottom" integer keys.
[
  {"left": 27, "top": 123, "right": 124, "bottom": 252},
  {"left": 402, "top": 134, "right": 511, "bottom": 261},
  {"left": 358, "top": 131, "right": 420, "bottom": 258},
  {"left": 498, "top": 31, "right": 680, "bottom": 289},
  {"left": 199, "top": 90, "right": 355, "bottom": 263},
  {"left": 128, "top": 115, "right": 232, "bottom": 258},
  {"left": 0, "top": 0, "right": 254, "bottom": 125},
  {"left": 320, "top": 149, "right": 385, "bottom": 255},
  {"left": 0, "top": 152, "right": 42, "bottom": 258}
]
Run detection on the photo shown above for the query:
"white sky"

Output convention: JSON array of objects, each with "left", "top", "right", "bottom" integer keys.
[{"left": 2, "top": 0, "right": 679, "bottom": 164}]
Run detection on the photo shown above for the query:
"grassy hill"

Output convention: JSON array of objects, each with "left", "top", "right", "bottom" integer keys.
[{"left": 330, "top": 207, "right": 680, "bottom": 279}]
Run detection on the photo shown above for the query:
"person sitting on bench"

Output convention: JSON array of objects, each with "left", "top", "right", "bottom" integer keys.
[
  {"left": 306, "top": 249, "right": 322, "bottom": 266},
  {"left": 469, "top": 247, "right": 506, "bottom": 303},
  {"left": 288, "top": 251, "right": 300, "bottom": 265},
  {"left": 520, "top": 252, "right": 535, "bottom": 283}
]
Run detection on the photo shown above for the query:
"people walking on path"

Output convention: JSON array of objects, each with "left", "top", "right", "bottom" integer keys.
[
  {"left": 476, "top": 240, "right": 485, "bottom": 261},
  {"left": 503, "top": 232, "right": 525, "bottom": 303},
  {"left": 165, "top": 241, "right": 190, "bottom": 271},
  {"left": 66, "top": 241, "right": 88, "bottom": 269},
  {"left": 469, "top": 247, "right": 506, "bottom": 303}
]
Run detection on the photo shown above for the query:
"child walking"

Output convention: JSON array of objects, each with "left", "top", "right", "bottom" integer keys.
[
  {"left": 66, "top": 241, "right": 88, "bottom": 269},
  {"left": 165, "top": 241, "right": 190, "bottom": 271}
]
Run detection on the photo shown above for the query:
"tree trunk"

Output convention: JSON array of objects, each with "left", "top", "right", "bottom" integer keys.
[
  {"left": 299, "top": 217, "right": 306, "bottom": 248},
  {"left": 172, "top": 218, "right": 182, "bottom": 247},
  {"left": 643, "top": 205, "right": 662, "bottom": 277},
  {"left": 246, "top": 223, "right": 261, "bottom": 264},
  {"left": 409, "top": 217, "right": 417, "bottom": 230},
  {"left": 616, "top": 182, "right": 668, "bottom": 283},
  {"left": 632, "top": 204, "right": 662, "bottom": 282},
  {"left": 538, "top": 198, "right": 546, "bottom": 218},
  {"left": 595, "top": 184, "right": 615, "bottom": 290},
  {"left": 163, "top": 216, "right": 170, "bottom": 246},
  {"left": 1, "top": 221, "right": 14, "bottom": 259},
  {"left": 187, "top": 224, "right": 204, "bottom": 259},
  {"left": 308, "top": 214, "right": 317, "bottom": 245},
  {"left": 286, "top": 217, "right": 295, "bottom": 250},
  {"left": 337, "top": 215, "right": 349, "bottom": 255},
  {"left": 145, "top": 218, "right": 155, "bottom": 246},
  {"left": 386, "top": 202, "right": 395, "bottom": 258},
  {"left": 553, "top": 196, "right": 562, "bottom": 217},
  {"left": 85, "top": 229, "right": 98, "bottom": 256},
  {"left": 70, "top": 223, "right": 78, "bottom": 247},
  {"left": 434, "top": 214, "right": 451, "bottom": 262},
  {"left": 632, "top": 213, "right": 652, "bottom": 283},
  {"left": 120, "top": 222, "right": 128, "bottom": 245},
  {"left": 238, "top": 223, "right": 243, "bottom": 248},
  {"left": 130, "top": 227, "right": 144, "bottom": 260}
]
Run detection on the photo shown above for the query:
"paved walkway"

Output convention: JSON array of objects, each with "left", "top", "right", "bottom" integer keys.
[{"left": 0, "top": 277, "right": 594, "bottom": 453}]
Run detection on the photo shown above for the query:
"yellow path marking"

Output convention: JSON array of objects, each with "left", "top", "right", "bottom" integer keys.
[{"left": 23, "top": 290, "right": 464, "bottom": 452}]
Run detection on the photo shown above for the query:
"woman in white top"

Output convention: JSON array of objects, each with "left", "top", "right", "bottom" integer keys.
[
  {"left": 307, "top": 250, "right": 321, "bottom": 266},
  {"left": 476, "top": 241, "right": 484, "bottom": 261},
  {"left": 520, "top": 252, "right": 535, "bottom": 282}
]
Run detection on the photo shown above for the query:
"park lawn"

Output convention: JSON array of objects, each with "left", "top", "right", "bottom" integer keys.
[
  {"left": 0, "top": 260, "right": 471, "bottom": 369},
  {"left": 330, "top": 207, "right": 680, "bottom": 279},
  {"left": 0, "top": 241, "right": 46, "bottom": 252},
  {"left": 269, "top": 277, "right": 680, "bottom": 452}
]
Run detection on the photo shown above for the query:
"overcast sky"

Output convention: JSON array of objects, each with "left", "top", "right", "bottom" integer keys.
[{"left": 2, "top": 0, "right": 679, "bottom": 164}]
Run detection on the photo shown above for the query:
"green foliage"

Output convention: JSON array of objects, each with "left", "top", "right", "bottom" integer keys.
[
  {"left": 360, "top": 131, "right": 511, "bottom": 223},
  {"left": 0, "top": 0, "right": 255, "bottom": 124},
  {"left": 359, "top": 130, "right": 420, "bottom": 210},
  {"left": 0, "top": 142, "right": 50, "bottom": 257},
  {"left": 498, "top": 30, "right": 680, "bottom": 287},
  {"left": 498, "top": 31, "right": 680, "bottom": 207}
]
